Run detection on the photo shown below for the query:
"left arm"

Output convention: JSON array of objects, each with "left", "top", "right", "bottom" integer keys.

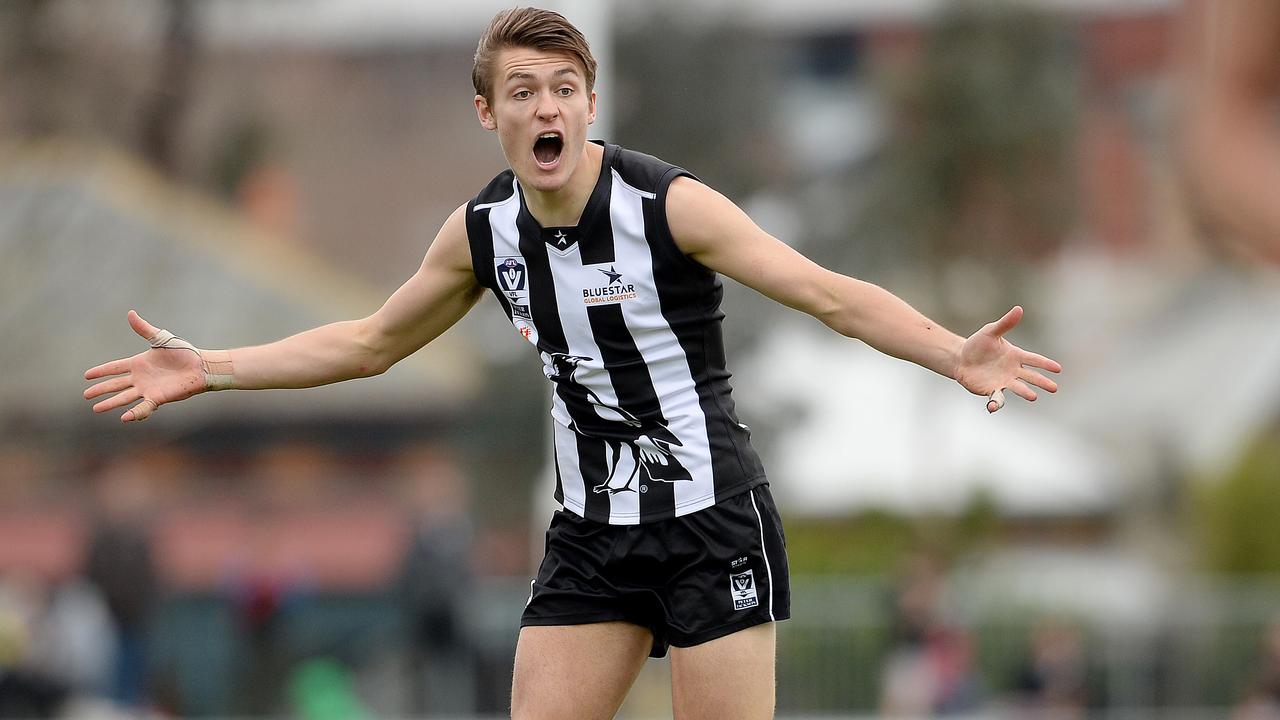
[{"left": 665, "top": 176, "right": 1060, "bottom": 412}]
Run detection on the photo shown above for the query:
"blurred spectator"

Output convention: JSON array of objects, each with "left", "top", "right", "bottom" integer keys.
[
  {"left": 1178, "top": 0, "right": 1280, "bottom": 266},
  {"left": 394, "top": 445, "right": 475, "bottom": 716},
  {"left": 1233, "top": 616, "right": 1280, "bottom": 720},
  {"left": 22, "top": 577, "right": 113, "bottom": 699},
  {"left": 879, "top": 551, "right": 983, "bottom": 716},
  {"left": 230, "top": 443, "right": 323, "bottom": 717},
  {"left": 1010, "top": 618, "right": 1089, "bottom": 719},
  {"left": 0, "top": 573, "right": 72, "bottom": 718},
  {"left": 84, "top": 455, "right": 161, "bottom": 709}
]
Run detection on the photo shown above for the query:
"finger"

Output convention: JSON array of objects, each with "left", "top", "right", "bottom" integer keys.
[
  {"left": 1008, "top": 379, "right": 1037, "bottom": 403},
  {"left": 1018, "top": 367, "right": 1058, "bottom": 393},
  {"left": 84, "top": 376, "right": 132, "bottom": 400},
  {"left": 93, "top": 387, "right": 139, "bottom": 414},
  {"left": 1019, "top": 350, "right": 1062, "bottom": 374},
  {"left": 85, "top": 358, "right": 131, "bottom": 380},
  {"left": 987, "top": 388, "right": 1005, "bottom": 413},
  {"left": 123, "top": 397, "right": 159, "bottom": 423},
  {"left": 985, "top": 305, "right": 1024, "bottom": 338},
  {"left": 128, "top": 310, "right": 162, "bottom": 342}
]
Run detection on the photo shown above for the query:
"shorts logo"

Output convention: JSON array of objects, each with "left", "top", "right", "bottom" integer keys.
[{"left": 730, "top": 569, "right": 758, "bottom": 610}]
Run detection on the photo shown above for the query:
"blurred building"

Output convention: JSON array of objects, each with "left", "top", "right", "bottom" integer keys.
[{"left": 4, "top": 0, "right": 1280, "bottom": 716}]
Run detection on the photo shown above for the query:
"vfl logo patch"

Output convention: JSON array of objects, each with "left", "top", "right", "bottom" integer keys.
[
  {"left": 496, "top": 257, "right": 527, "bottom": 297},
  {"left": 730, "top": 569, "right": 759, "bottom": 610},
  {"left": 496, "top": 256, "right": 535, "bottom": 340}
]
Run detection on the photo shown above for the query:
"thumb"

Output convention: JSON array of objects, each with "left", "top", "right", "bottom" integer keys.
[
  {"left": 985, "top": 305, "right": 1023, "bottom": 338},
  {"left": 128, "top": 310, "right": 162, "bottom": 342}
]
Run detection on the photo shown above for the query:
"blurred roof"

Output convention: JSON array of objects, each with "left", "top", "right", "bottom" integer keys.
[
  {"left": 1052, "top": 260, "right": 1280, "bottom": 479},
  {"left": 0, "top": 140, "right": 480, "bottom": 426},
  {"left": 737, "top": 320, "right": 1117, "bottom": 517}
]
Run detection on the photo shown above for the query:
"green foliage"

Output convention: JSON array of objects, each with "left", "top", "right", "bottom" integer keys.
[
  {"left": 784, "top": 491, "right": 1001, "bottom": 575},
  {"left": 1193, "top": 431, "right": 1280, "bottom": 574}
]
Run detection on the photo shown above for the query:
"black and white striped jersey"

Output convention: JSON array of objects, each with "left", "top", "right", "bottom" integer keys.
[{"left": 465, "top": 142, "right": 766, "bottom": 525}]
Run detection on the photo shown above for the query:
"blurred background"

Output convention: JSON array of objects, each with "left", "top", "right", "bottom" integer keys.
[{"left": 2, "top": 0, "right": 1280, "bottom": 717}]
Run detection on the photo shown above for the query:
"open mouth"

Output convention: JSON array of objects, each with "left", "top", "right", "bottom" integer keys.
[{"left": 534, "top": 132, "right": 563, "bottom": 167}]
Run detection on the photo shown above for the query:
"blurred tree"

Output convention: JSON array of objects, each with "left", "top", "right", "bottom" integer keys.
[
  {"left": 139, "top": 0, "right": 197, "bottom": 174},
  {"left": 860, "top": 0, "right": 1078, "bottom": 324},
  {"left": 0, "top": 0, "right": 61, "bottom": 137},
  {"left": 613, "top": 8, "right": 778, "bottom": 199},
  {"left": 1193, "top": 428, "right": 1280, "bottom": 574}
]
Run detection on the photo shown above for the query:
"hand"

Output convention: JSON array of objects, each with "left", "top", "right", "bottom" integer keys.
[
  {"left": 954, "top": 306, "right": 1061, "bottom": 413},
  {"left": 83, "top": 311, "right": 206, "bottom": 423}
]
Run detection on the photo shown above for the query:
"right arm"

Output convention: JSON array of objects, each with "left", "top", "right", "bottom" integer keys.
[{"left": 85, "top": 203, "right": 483, "bottom": 422}]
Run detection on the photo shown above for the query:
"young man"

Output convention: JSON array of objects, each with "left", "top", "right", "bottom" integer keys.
[{"left": 84, "top": 8, "right": 1060, "bottom": 718}]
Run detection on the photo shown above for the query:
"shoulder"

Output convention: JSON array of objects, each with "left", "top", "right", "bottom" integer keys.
[
  {"left": 468, "top": 168, "right": 518, "bottom": 210},
  {"left": 608, "top": 144, "right": 697, "bottom": 196},
  {"left": 666, "top": 175, "right": 757, "bottom": 259},
  {"left": 430, "top": 203, "right": 473, "bottom": 262}
]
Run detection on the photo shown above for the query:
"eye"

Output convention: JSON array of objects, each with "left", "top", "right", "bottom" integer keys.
[
  {"left": 557, "top": 87, "right": 573, "bottom": 96},
  {"left": 513, "top": 90, "right": 532, "bottom": 100}
]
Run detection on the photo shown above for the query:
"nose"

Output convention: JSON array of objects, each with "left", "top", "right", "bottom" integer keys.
[{"left": 536, "top": 93, "right": 559, "bottom": 121}]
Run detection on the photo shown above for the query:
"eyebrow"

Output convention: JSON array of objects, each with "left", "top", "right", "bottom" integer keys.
[{"left": 505, "top": 67, "right": 581, "bottom": 83}]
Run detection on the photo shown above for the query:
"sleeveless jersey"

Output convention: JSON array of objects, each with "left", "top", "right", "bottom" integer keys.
[{"left": 465, "top": 142, "right": 766, "bottom": 525}]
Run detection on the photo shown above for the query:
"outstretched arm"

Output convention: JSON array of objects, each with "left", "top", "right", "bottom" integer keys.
[
  {"left": 666, "top": 177, "right": 1060, "bottom": 412},
  {"left": 84, "top": 204, "right": 482, "bottom": 422}
]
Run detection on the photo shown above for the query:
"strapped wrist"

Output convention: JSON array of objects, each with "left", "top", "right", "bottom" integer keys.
[
  {"left": 200, "top": 350, "right": 235, "bottom": 391},
  {"left": 146, "top": 329, "right": 235, "bottom": 391}
]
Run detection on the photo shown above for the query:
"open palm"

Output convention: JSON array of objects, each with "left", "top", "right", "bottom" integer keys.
[
  {"left": 954, "top": 306, "right": 1061, "bottom": 413},
  {"left": 83, "top": 311, "right": 205, "bottom": 422}
]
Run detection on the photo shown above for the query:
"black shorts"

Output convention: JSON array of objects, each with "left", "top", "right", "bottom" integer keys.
[{"left": 521, "top": 484, "right": 790, "bottom": 658}]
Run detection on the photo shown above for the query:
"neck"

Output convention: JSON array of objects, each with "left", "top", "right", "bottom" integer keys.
[{"left": 522, "top": 141, "right": 603, "bottom": 227}]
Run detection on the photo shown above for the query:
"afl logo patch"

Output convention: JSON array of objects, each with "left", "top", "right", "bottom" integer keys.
[{"left": 496, "top": 257, "right": 527, "bottom": 294}]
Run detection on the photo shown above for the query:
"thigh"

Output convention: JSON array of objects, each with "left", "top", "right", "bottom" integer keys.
[
  {"left": 670, "top": 622, "right": 776, "bottom": 720},
  {"left": 510, "top": 621, "right": 653, "bottom": 720}
]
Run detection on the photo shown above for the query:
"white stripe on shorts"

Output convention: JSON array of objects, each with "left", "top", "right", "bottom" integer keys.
[{"left": 748, "top": 489, "right": 775, "bottom": 622}]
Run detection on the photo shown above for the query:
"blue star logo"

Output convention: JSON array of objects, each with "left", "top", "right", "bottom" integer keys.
[{"left": 598, "top": 266, "right": 623, "bottom": 285}]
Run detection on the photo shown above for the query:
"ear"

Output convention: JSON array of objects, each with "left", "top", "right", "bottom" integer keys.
[
  {"left": 587, "top": 90, "right": 597, "bottom": 126},
  {"left": 475, "top": 94, "right": 497, "bottom": 131}
]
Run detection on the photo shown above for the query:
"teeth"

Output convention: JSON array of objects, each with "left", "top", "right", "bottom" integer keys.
[{"left": 539, "top": 133, "right": 560, "bottom": 139}]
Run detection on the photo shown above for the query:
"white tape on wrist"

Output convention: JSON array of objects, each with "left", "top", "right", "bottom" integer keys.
[{"left": 147, "top": 329, "right": 235, "bottom": 391}]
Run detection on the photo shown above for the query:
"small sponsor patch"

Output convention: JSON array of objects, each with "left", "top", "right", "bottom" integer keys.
[
  {"left": 730, "top": 569, "right": 758, "bottom": 610},
  {"left": 511, "top": 303, "right": 532, "bottom": 320},
  {"left": 731, "top": 556, "right": 748, "bottom": 569},
  {"left": 514, "top": 320, "right": 537, "bottom": 343}
]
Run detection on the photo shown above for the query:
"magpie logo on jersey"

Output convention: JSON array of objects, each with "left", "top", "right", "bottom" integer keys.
[
  {"left": 730, "top": 569, "right": 759, "bottom": 610},
  {"left": 583, "top": 264, "right": 637, "bottom": 306},
  {"left": 543, "top": 352, "right": 693, "bottom": 494}
]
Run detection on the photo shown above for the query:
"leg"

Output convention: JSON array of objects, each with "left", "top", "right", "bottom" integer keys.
[
  {"left": 670, "top": 623, "right": 776, "bottom": 720},
  {"left": 510, "top": 621, "right": 653, "bottom": 720}
]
